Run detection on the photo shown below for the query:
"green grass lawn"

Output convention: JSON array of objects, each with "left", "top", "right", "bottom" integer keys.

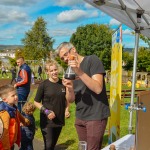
[
  {"left": 0, "top": 75, "right": 146, "bottom": 149},
  {"left": 28, "top": 83, "right": 147, "bottom": 149},
  {"left": 33, "top": 99, "right": 136, "bottom": 149}
]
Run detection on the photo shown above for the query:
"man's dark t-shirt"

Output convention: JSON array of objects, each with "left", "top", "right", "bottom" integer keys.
[{"left": 73, "top": 55, "right": 110, "bottom": 120}]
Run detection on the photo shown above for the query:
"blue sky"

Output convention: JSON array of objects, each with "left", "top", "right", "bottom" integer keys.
[{"left": 0, "top": 0, "right": 148, "bottom": 49}]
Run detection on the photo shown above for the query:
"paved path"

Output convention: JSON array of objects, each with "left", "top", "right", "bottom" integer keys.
[{"left": 14, "top": 138, "right": 68, "bottom": 150}]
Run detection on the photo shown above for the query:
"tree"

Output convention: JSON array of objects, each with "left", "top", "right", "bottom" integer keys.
[
  {"left": 55, "top": 56, "right": 67, "bottom": 71},
  {"left": 139, "top": 34, "right": 150, "bottom": 49},
  {"left": 132, "top": 31, "right": 150, "bottom": 48},
  {"left": 137, "top": 47, "right": 150, "bottom": 72},
  {"left": 15, "top": 48, "right": 25, "bottom": 59},
  {"left": 0, "top": 59, "right": 2, "bottom": 66},
  {"left": 22, "top": 17, "right": 54, "bottom": 60},
  {"left": 70, "top": 24, "right": 112, "bottom": 70},
  {"left": 122, "top": 51, "right": 133, "bottom": 71},
  {"left": 9, "top": 57, "right": 17, "bottom": 67}
]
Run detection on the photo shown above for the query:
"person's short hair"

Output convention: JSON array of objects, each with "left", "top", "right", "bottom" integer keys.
[
  {"left": 56, "top": 42, "right": 74, "bottom": 56},
  {"left": 44, "top": 60, "right": 58, "bottom": 72},
  {"left": 22, "top": 102, "right": 36, "bottom": 115},
  {"left": 16, "top": 56, "right": 24, "bottom": 61},
  {"left": 0, "top": 85, "right": 15, "bottom": 99}
]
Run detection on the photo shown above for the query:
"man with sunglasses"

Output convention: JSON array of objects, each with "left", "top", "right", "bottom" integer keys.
[{"left": 56, "top": 42, "right": 110, "bottom": 150}]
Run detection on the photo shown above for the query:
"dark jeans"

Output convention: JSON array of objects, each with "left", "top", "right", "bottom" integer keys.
[
  {"left": 38, "top": 73, "right": 42, "bottom": 80},
  {"left": 11, "top": 77, "right": 16, "bottom": 84},
  {"left": 11, "top": 145, "right": 14, "bottom": 150},
  {"left": 41, "top": 126, "right": 62, "bottom": 150},
  {"left": 17, "top": 94, "right": 28, "bottom": 112},
  {"left": 19, "top": 140, "right": 33, "bottom": 150},
  {"left": 75, "top": 118, "right": 108, "bottom": 150},
  {"left": 2, "top": 71, "right": 8, "bottom": 77}
]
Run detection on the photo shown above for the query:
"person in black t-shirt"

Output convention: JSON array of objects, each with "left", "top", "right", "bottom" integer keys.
[
  {"left": 34, "top": 61, "right": 74, "bottom": 150},
  {"left": 57, "top": 42, "right": 110, "bottom": 150}
]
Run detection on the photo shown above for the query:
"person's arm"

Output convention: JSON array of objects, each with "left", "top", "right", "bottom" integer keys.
[
  {"left": 34, "top": 101, "right": 43, "bottom": 110},
  {"left": 78, "top": 72, "right": 103, "bottom": 95},
  {"left": 62, "top": 78, "right": 75, "bottom": 103},
  {"left": 18, "top": 111, "right": 30, "bottom": 126},
  {"left": 62, "top": 78, "right": 75, "bottom": 118},
  {"left": 14, "top": 69, "right": 28, "bottom": 88},
  {"left": 65, "top": 101, "right": 70, "bottom": 118},
  {"left": 68, "top": 56, "right": 103, "bottom": 94},
  {"left": 34, "top": 101, "right": 55, "bottom": 120}
]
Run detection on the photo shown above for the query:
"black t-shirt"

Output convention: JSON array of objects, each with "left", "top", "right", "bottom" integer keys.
[
  {"left": 73, "top": 55, "right": 110, "bottom": 120},
  {"left": 34, "top": 79, "right": 66, "bottom": 128}
]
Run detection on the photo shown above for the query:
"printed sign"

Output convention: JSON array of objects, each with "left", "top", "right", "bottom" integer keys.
[{"left": 108, "top": 25, "right": 122, "bottom": 143}]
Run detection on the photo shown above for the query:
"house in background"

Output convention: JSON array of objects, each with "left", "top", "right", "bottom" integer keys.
[{"left": 0, "top": 50, "right": 15, "bottom": 59}]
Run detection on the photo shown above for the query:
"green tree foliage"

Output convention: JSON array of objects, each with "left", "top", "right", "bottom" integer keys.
[
  {"left": 70, "top": 24, "right": 112, "bottom": 70},
  {"left": 15, "top": 48, "right": 25, "bottom": 59},
  {"left": 0, "top": 60, "right": 2, "bottom": 66},
  {"left": 9, "top": 58, "right": 17, "bottom": 67},
  {"left": 139, "top": 34, "right": 150, "bottom": 49},
  {"left": 55, "top": 56, "right": 67, "bottom": 70},
  {"left": 122, "top": 47, "right": 150, "bottom": 72},
  {"left": 137, "top": 47, "right": 150, "bottom": 72},
  {"left": 122, "top": 51, "right": 133, "bottom": 71},
  {"left": 22, "top": 17, "right": 54, "bottom": 60},
  {"left": 132, "top": 32, "right": 150, "bottom": 48}
]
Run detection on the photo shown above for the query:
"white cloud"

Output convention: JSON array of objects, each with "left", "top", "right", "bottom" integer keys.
[
  {"left": 123, "top": 29, "right": 132, "bottom": 35},
  {"left": 24, "top": 21, "right": 34, "bottom": 26},
  {"left": 109, "top": 18, "right": 120, "bottom": 25},
  {"left": 9, "top": 11, "right": 27, "bottom": 21},
  {"left": 0, "top": 36, "right": 14, "bottom": 40},
  {"left": 50, "top": 28, "right": 75, "bottom": 36},
  {"left": 57, "top": 10, "right": 88, "bottom": 23},
  {"left": 0, "top": 8, "right": 28, "bottom": 24},
  {"left": 90, "top": 10, "right": 99, "bottom": 17},
  {"left": 0, "top": 0, "right": 39, "bottom": 6},
  {"left": 53, "top": 0, "right": 83, "bottom": 6}
]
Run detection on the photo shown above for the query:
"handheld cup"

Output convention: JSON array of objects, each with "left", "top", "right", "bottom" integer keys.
[{"left": 64, "top": 55, "right": 76, "bottom": 80}]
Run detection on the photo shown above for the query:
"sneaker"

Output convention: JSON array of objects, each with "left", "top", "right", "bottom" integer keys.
[
  {"left": 2, "top": 77, "right": 4, "bottom": 78},
  {"left": 7, "top": 76, "right": 9, "bottom": 78}
]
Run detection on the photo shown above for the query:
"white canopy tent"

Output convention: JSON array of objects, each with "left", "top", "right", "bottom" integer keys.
[{"left": 84, "top": 0, "right": 150, "bottom": 134}]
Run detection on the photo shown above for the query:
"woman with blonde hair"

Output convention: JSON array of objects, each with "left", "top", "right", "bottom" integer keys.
[{"left": 34, "top": 60, "right": 74, "bottom": 150}]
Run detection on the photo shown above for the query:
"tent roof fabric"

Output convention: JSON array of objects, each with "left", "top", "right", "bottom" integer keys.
[{"left": 84, "top": 0, "right": 150, "bottom": 38}]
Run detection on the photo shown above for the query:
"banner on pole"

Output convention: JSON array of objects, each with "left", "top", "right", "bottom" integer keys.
[{"left": 108, "top": 25, "right": 122, "bottom": 144}]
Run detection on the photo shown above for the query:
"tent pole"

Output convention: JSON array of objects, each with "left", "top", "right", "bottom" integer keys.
[{"left": 128, "top": 32, "right": 139, "bottom": 134}]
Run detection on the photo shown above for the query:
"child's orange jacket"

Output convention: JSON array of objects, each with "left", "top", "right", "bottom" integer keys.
[{"left": 0, "top": 102, "right": 30, "bottom": 150}]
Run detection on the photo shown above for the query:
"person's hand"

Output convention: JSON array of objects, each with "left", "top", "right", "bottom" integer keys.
[
  {"left": 65, "top": 110, "right": 70, "bottom": 118},
  {"left": 68, "top": 57, "right": 84, "bottom": 76},
  {"left": 20, "top": 122, "right": 24, "bottom": 126},
  {"left": 62, "top": 78, "right": 73, "bottom": 89},
  {"left": 47, "top": 111, "right": 55, "bottom": 120},
  {"left": 14, "top": 84, "right": 17, "bottom": 88}
]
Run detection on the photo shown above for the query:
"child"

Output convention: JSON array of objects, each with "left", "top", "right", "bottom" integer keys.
[
  {"left": 20, "top": 102, "right": 36, "bottom": 150},
  {"left": 0, "top": 84, "right": 30, "bottom": 150}
]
